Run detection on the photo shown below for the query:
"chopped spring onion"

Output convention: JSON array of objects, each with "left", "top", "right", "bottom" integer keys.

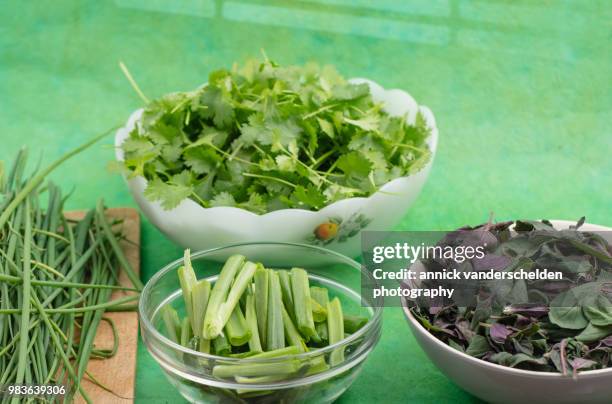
[
  {"left": 249, "top": 346, "right": 302, "bottom": 359},
  {"left": 281, "top": 305, "right": 307, "bottom": 352},
  {"left": 290, "top": 268, "right": 317, "bottom": 339},
  {"left": 304, "top": 356, "right": 330, "bottom": 376},
  {"left": 213, "top": 333, "right": 231, "bottom": 356},
  {"left": 202, "top": 255, "right": 245, "bottom": 339},
  {"left": 177, "top": 249, "right": 198, "bottom": 333},
  {"left": 162, "top": 306, "right": 181, "bottom": 343},
  {"left": 253, "top": 265, "right": 268, "bottom": 349},
  {"left": 327, "top": 297, "right": 345, "bottom": 366},
  {"left": 310, "top": 286, "right": 329, "bottom": 311},
  {"left": 192, "top": 279, "right": 211, "bottom": 352},
  {"left": 225, "top": 304, "right": 251, "bottom": 346},
  {"left": 310, "top": 297, "right": 327, "bottom": 322},
  {"left": 266, "top": 270, "right": 285, "bottom": 351},
  {"left": 278, "top": 270, "right": 295, "bottom": 320},
  {"left": 245, "top": 294, "right": 262, "bottom": 353},
  {"left": 315, "top": 322, "right": 328, "bottom": 342},
  {"left": 171, "top": 251, "right": 369, "bottom": 390},
  {"left": 212, "top": 360, "right": 301, "bottom": 379},
  {"left": 344, "top": 315, "right": 368, "bottom": 334},
  {"left": 180, "top": 317, "right": 192, "bottom": 347},
  {"left": 216, "top": 261, "right": 257, "bottom": 336}
]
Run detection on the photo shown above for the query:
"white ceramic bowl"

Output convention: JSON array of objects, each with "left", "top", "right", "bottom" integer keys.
[
  {"left": 402, "top": 220, "right": 612, "bottom": 404},
  {"left": 115, "top": 79, "right": 439, "bottom": 257}
]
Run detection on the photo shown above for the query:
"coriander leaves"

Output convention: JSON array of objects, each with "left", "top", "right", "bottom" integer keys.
[{"left": 120, "top": 59, "right": 431, "bottom": 213}]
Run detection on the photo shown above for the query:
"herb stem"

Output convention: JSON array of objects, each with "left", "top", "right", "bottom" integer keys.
[
  {"left": 14, "top": 199, "right": 32, "bottom": 387},
  {"left": 242, "top": 173, "right": 297, "bottom": 189},
  {"left": 118, "top": 61, "right": 150, "bottom": 104},
  {"left": 0, "top": 130, "right": 110, "bottom": 230},
  {"left": 302, "top": 104, "right": 337, "bottom": 120}
]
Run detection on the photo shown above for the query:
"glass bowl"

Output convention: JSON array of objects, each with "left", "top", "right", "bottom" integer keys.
[{"left": 139, "top": 242, "right": 383, "bottom": 403}]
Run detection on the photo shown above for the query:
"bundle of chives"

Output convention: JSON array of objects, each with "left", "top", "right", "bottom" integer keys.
[{"left": 0, "top": 136, "right": 142, "bottom": 403}]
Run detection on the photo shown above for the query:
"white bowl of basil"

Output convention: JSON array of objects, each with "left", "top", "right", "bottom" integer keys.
[
  {"left": 115, "top": 59, "right": 438, "bottom": 257},
  {"left": 403, "top": 220, "right": 612, "bottom": 404}
]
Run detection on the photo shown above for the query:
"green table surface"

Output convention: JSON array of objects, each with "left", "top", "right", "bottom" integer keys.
[{"left": 1, "top": 1, "right": 611, "bottom": 402}]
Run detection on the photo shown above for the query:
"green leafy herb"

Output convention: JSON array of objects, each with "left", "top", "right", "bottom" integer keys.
[
  {"left": 410, "top": 218, "right": 612, "bottom": 374},
  {"left": 120, "top": 58, "right": 431, "bottom": 213}
]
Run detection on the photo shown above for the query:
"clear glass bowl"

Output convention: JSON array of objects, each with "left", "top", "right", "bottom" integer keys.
[{"left": 139, "top": 242, "right": 383, "bottom": 403}]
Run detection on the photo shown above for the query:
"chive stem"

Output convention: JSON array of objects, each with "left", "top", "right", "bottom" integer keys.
[
  {"left": 96, "top": 200, "right": 143, "bottom": 290},
  {"left": 15, "top": 200, "right": 32, "bottom": 387},
  {"left": 0, "top": 131, "right": 111, "bottom": 230}
]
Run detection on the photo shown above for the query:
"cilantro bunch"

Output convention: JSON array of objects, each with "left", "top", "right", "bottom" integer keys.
[{"left": 120, "top": 58, "right": 431, "bottom": 214}]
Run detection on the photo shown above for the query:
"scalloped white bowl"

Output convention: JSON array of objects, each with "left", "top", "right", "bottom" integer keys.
[{"left": 115, "top": 79, "right": 439, "bottom": 257}]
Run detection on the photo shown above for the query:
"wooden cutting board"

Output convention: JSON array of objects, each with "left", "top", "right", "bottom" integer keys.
[{"left": 66, "top": 208, "right": 140, "bottom": 403}]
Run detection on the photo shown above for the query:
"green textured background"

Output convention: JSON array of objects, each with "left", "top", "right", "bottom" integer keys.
[{"left": 1, "top": 0, "right": 611, "bottom": 402}]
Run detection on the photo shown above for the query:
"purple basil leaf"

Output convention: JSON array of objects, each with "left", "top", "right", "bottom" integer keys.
[
  {"left": 515, "top": 220, "right": 554, "bottom": 232},
  {"left": 472, "top": 254, "right": 512, "bottom": 271},
  {"left": 601, "top": 335, "right": 612, "bottom": 347},
  {"left": 514, "top": 314, "right": 535, "bottom": 328},
  {"left": 490, "top": 323, "right": 513, "bottom": 344},
  {"left": 570, "top": 357, "right": 597, "bottom": 371},
  {"left": 455, "top": 319, "right": 475, "bottom": 342},
  {"left": 429, "top": 306, "right": 442, "bottom": 316},
  {"left": 412, "top": 217, "right": 612, "bottom": 374}
]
